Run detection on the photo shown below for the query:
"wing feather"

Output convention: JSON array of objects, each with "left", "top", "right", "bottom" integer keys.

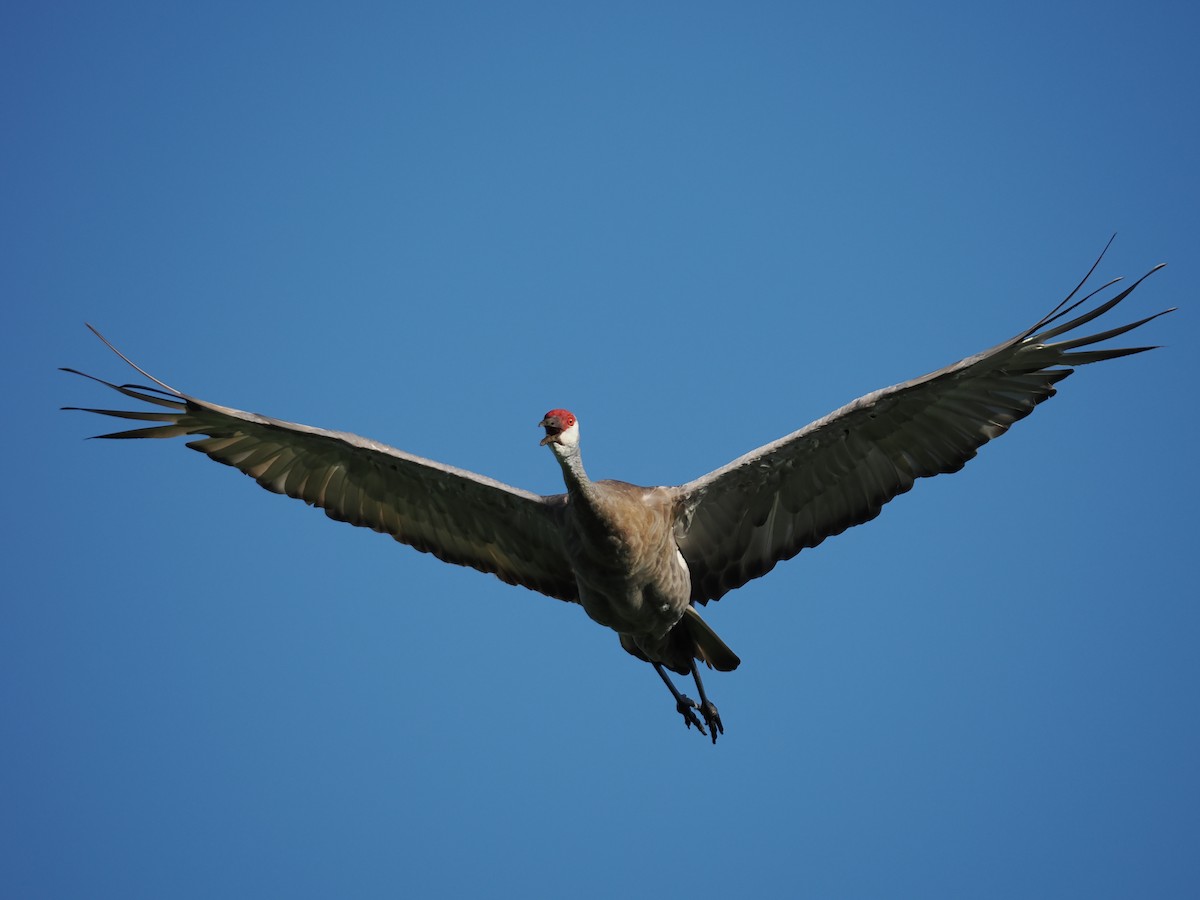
[
  {"left": 64, "top": 335, "right": 579, "bottom": 603},
  {"left": 674, "top": 255, "right": 1171, "bottom": 603}
]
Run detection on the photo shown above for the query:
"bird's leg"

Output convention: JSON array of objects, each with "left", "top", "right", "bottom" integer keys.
[
  {"left": 689, "top": 660, "right": 723, "bottom": 744},
  {"left": 653, "top": 663, "right": 707, "bottom": 737}
]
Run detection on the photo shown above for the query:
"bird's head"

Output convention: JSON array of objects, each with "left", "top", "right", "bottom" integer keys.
[{"left": 539, "top": 409, "right": 579, "bottom": 450}]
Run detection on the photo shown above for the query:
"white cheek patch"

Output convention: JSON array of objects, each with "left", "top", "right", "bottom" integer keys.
[{"left": 558, "top": 420, "right": 580, "bottom": 448}]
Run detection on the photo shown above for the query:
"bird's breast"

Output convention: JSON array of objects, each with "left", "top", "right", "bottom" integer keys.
[
  {"left": 560, "top": 481, "right": 691, "bottom": 638},
  {"left": 566, "top": 534, "right": 692, "bottom": 638}
]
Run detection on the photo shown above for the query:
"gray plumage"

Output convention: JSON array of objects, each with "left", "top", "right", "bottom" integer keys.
[{"left": 64, "top": 247, "right": 1172, "bottom": 742}]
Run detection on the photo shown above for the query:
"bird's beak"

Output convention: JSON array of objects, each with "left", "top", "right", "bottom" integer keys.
[{"left": 539, "top": 417, "right": 562, "bottom": 446}]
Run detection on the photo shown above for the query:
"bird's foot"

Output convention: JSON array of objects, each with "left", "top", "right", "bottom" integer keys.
[
  {"left": 675, "top": 694, "right": 708, "bottom": 737},
  {"left": 699, "top": 701, "right": 723, "bottom": 744}
]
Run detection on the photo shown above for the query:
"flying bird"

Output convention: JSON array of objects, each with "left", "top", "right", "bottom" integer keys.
[{"left": 64, "top": 246, "right": 1171, "bottom": 743}]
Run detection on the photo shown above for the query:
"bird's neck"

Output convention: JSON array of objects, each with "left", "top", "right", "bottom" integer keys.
[
  {"left": 553, "top": 446, "right": 623, "bottom": 535},
  {"left": 554, "top": 446, "right": 599, "bottom": 502}
]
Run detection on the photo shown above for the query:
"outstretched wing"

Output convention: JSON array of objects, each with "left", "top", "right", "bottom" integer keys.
[
  {"left": 64, "top": 329, "right": 579, "bottom": 603},
  {"left": 673, "top": 254, "right": 1172, "bottom": 604}
]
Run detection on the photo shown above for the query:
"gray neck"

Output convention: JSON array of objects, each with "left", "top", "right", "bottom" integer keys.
[
  {"left": 553, "top": 444, "right": 597, "bottom": 501},
  {"left": 553, "top": 444, "right": 620, "bottom": 536}
]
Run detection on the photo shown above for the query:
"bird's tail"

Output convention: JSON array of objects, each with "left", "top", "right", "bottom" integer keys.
[{"left": 683, "top": 606, "right": 740, "bottom": 672}]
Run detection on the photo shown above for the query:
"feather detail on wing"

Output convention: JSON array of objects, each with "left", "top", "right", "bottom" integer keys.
[
  {"left": 63, "top": 328, "right": 579, "bottom": 602},
  {"left": 673, "top": 254, "right": 1173, "bottom": 603}
]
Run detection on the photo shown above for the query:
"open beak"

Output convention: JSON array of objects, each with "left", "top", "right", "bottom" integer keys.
[{"left": 539, "top": 416, "right": 562, "bottom": 446}]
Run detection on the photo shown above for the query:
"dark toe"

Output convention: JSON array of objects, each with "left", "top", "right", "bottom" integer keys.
[
  {"left": 700, "top": 702, "right": 723, "bottom": 744},
  {"left": 675, "top": 695, "right": 708, "bottom": 736}
]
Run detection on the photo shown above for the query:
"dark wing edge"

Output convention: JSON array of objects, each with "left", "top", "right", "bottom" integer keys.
[
  {"left": 673, "top": 257, "right": 1173, "bottom": 604},
  {"left": 63, "top": 327, "right": 580, "bottom": 603}
]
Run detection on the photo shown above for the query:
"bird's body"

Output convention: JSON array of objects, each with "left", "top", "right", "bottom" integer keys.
[
  {"left": 538, "top": 416, "right": 737, "bottom": 691},
  {"left": 65, "top": 244, "right": 1172, "bottom": 742},
  {"left": 558, "top": 479, "right": 688, "bottom": 651}
]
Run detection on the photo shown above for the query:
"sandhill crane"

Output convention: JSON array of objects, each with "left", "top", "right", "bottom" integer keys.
[{"left": 64, "top": 245, "right": 1171, "bottom": 742}]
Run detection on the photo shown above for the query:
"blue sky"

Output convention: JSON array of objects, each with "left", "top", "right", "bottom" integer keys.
[{"left": 4, "top": 2, "right": 1198, "bottom": 897}]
